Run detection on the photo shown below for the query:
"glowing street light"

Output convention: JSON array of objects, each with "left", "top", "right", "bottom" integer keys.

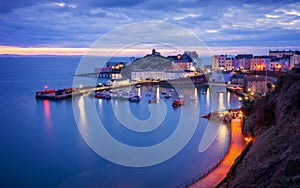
[{"left": 244, "top": 137, "right": 252, "bottom": 142}]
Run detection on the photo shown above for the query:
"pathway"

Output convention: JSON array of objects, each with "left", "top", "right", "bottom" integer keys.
[{"left": 190, "top": 118, "right": 246, "bottom": 188}]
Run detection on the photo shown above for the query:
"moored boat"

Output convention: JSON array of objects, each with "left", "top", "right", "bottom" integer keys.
[
  {"left": 172, "top": 99, "right": 184, "bottom": 107},
  {"left": 178, "top": 94, "right": 184, "bottom": 99},
  {"left": 148, "top": 99, "right": 157, "bottom": 104},
  {"left": 161, "top": 90, "right": 167, "bottom": 94},
  {"left": 164, "top": 93, "right": 171, "bottom": 98},
  {"left": 190, "top": 96, "right": 197, "bottom": 100},
  {"left": 95, "top": 91, "right": 111, "bottom": 100},
  {"left": 129, "top": 95, "right": 140, "bottom": 102}
]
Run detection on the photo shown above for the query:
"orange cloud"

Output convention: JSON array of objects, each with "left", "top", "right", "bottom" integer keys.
[
  {"left": 0, "top": 46, "right": 88, "bottom": 56},
  {"left": 0, "top": 46, "right": 182, "bottom": 56}
]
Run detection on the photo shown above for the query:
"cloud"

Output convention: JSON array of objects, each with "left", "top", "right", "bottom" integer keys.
[{"left": 0, "top": 0, "right": 299, "bottom": 54}]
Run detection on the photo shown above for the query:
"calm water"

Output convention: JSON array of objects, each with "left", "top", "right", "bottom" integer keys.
[{"left": 0, "top": 56, "right": 241, "bottom": 188}]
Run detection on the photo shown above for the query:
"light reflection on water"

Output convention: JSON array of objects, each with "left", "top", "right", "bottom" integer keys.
[
  {"left": 68, "top": 83, "right": 242, "bottom": 187},
  {"left": 227, "top": 91, "right": 231, "bottom": 109},
  {"left": 218, "top": 92, "right": 225, "bottom": 111},
  {"left": 43, "top": 100, "right": 53, "bottom": 138},
  {"left": 156, "top": 85, "right": 160, "bottom": 100},
  {"left": 78, "top": 96, "right": 87, "bottom": 133},
  {"left": 206, "top": 87, "right": 210, "bottom": 107}
]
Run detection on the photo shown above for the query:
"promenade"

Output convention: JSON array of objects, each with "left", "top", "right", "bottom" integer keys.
[{"left": 190, "top": 118, "right": 246, "bottom": 188}]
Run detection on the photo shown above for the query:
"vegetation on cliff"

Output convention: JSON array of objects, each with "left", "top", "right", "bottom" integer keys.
[
  {"left": 223, "top": 72, "right": 300, "bottom": 187},
  {"left": 120, "top": 54, "right": 172, "bottom": 78}
]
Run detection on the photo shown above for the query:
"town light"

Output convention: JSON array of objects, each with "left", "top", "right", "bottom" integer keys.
[
  {"left": 79, "top": 84, "right": 83, "bottom": 88},
  {"left": 190, "top": 66, "right": 196, "bottom": 71},
  {"left": 244, "top": 137, "right": 252, "bottom": 142}
]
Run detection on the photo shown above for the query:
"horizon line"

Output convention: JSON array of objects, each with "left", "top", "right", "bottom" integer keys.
[{"left": 1, "top": 45, "right": 300, "bottom": 57}]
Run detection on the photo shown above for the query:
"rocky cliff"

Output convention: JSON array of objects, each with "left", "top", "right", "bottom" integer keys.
[{"left": 222, "top": 72, "right": 300, "bottom": 187}]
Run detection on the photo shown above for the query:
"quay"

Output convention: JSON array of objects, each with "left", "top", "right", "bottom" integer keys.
[
  {"left": 35, "top": 80, "right": 160, "bottom": 100},
  {"left": 35, "top": 83, "right": 136, "bottom": 100},
  {"left": 35, "top": 75, "right": 208, "bottom": 100}
]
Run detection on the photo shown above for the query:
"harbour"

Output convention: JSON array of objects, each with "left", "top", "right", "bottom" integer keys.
[{"left": 0, "top": 56, "right": 242, "bottom": 188}]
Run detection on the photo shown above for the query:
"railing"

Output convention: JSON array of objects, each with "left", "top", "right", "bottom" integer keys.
[{"left": 176, "top": 124, "right": 232, "bottom": 188}]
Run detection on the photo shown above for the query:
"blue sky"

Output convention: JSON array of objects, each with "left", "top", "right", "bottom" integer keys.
[{"left": 0, "top": 0, "right": 299, "bottom": 55}]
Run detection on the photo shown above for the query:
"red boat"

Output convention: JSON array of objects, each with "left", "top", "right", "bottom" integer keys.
[
  {"left": 172, "top": 99, "right": 184, "bottom": 107},
  {"left": 148, "top": 99, "right": 157, "bottom": 104}
]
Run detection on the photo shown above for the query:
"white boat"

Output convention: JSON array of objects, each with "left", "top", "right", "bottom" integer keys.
[
  {"left": 164, "top": 93, "right": 172, "bottom": 98},
  {"left": 190, "top": 96, "right": 197, "bottom": 100}
]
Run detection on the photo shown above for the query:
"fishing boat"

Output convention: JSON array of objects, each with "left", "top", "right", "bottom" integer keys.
[
  {"left": 178, "top": 95, "right": 184, "bottom": 99},
  {"left": 190, "top": 96, "right": 197, "bottom": 100},
  {"left": 172, "top": 99, "right": 184, "bottom": 107},
  {"left": 164, "top": 93, "right": 171, "bottom": 98},
  {"left": 95, "top": 91, "right": 111, "bottom": 100},
  {"left": 146, "top": 92, "right": 152, "bottom": 97},
  {"left": 129, "top": 95, "right": 140, "bottom": 102},
  {"left": 161, "top": 89, "right": 167, "bottom": 94},
  {"left": 148, "top": 99, "right": 157, "bottom": 104}
]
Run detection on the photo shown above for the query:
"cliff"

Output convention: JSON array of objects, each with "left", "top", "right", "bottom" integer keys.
[{"left": 222, "top": 72, "right": 300, "bottom": 187}]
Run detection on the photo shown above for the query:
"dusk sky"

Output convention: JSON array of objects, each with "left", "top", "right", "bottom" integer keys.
[{"left": 0, "top": 0, "right": 300, "bottom": 56}]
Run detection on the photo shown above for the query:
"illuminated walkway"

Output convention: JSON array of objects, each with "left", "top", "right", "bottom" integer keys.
[{"left": 190, "top": 118, "right": 246, "bottom": 188}]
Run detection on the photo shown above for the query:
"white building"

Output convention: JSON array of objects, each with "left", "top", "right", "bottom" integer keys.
[{"left": 131, "top": 70, "right": 194, "bottom": 81}]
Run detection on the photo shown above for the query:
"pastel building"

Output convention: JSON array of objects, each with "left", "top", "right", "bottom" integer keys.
[
  {"left": 236, "top": 54, "right": 253, "bottom": 69},
  {"left": 269, "top": 57, "right": 290, "bottom": 71},
  {"left": 172, "top": 53, "right": 194, "bottom": 71},
  {"left": 225, "top": 58, "right": 233, "bottom": 70},
  {"left": 269, "top": 50, "right": 299, "bottom": 58},
  {"left": 290, "top": 54, "right": 300, "bottom": 69},
  {"left": 250, "top": 56, "right": 270, "bottom": 71},
  {"left": 244, "top": 75, "right": 274, "bottom": 94},
  {"left": 212, "top": 55, "right": 227, "bottom": 70}
]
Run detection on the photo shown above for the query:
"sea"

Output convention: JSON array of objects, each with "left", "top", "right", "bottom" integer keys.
[{"left": 0, "top": 56, "right": 241, "bottom": 188}]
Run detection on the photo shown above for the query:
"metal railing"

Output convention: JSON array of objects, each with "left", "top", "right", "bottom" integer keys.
[{"left": 176, "top": 125, "right": 232, "bottom": 188}]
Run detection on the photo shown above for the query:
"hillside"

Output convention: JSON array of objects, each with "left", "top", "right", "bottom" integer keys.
[
  {"left": 222, "top": 72, "right": 300, "bottom": 187},
  {"left": 120, "top": 54, "right": 172, "bottom": 78}
]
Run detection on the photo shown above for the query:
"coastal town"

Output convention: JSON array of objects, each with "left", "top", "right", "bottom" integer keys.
[
  {"left": 34, "top": 49, "right": 300, "bottom": 187},
  {"left": 36, "top": 49, "right": 300, "bottom": 105},
  {"left": 3, "top": 0, "right": 300, "bottom": 187}
]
